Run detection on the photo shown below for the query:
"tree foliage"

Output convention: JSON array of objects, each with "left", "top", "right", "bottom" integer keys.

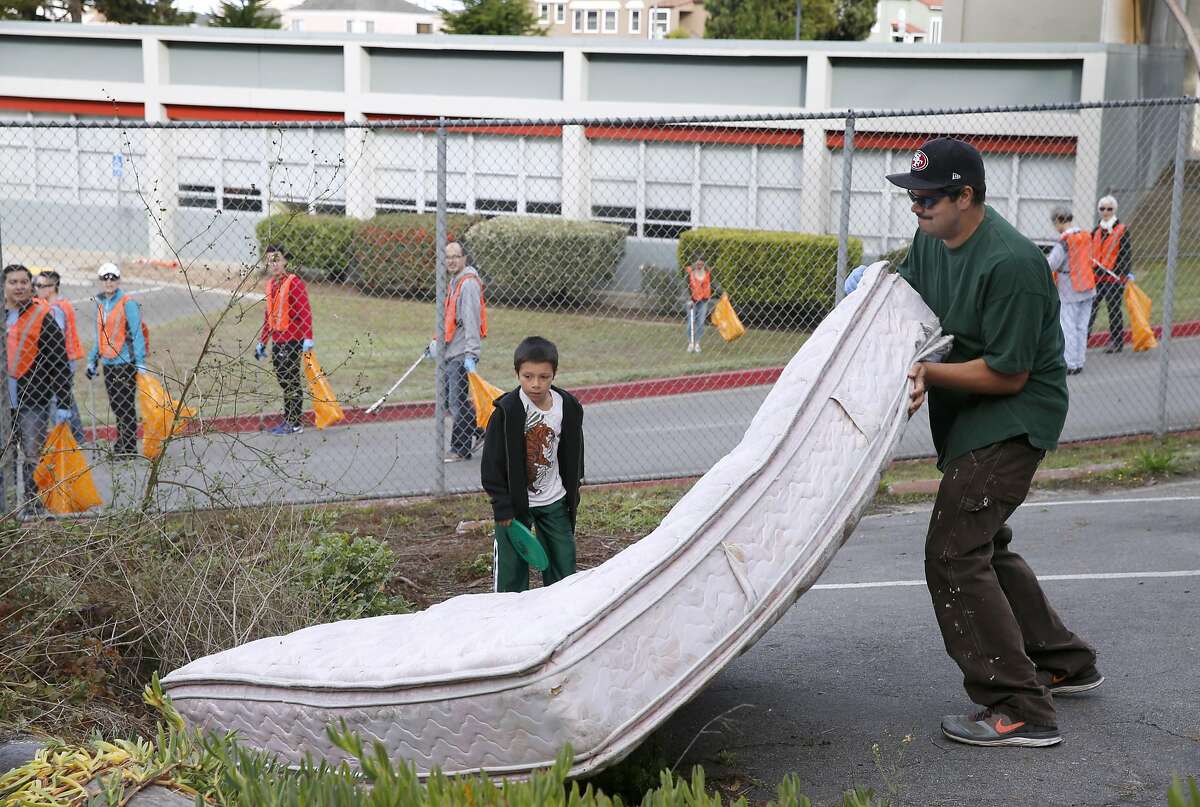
[
  {"left": 209, "top": 0, "right": 280, "bottom": 28},
  {"left": 440, "top": 0, "right": 543, "bottom": 36},
  {"left": 0, "top": 0, "right": 194, "bottom": 23},
  {"left": 705, "top": 0, "right": 874, "bottom": 40}
]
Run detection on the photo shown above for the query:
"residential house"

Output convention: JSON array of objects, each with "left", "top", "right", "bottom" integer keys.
[
  {"left": 280, "top": 0, "right": 443, "bottom": 34},
  {"left": 865, "top": 0, "right": 942, "bottom": 43},
  {"left": 533, "top": 0, "right": 705, "bottom": 39}
]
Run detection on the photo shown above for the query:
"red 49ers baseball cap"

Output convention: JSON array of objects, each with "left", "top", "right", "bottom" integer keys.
[{"left": 886, "top": 137, "right": 985, "bottom": 191}]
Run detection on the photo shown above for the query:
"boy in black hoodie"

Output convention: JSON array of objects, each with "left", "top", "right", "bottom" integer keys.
[{"left": 480, "top": 336, "right": 584, "bottom": 593}]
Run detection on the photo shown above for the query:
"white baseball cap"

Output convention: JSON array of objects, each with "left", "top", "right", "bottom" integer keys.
[{"left": 98, "top": 262, "right": 121, "bottom": 279}]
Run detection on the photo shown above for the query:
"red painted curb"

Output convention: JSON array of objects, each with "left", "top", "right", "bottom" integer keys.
[
  {"left": 79, "top": 317, "right": 1200, "bottom": 443},
  {"left": 83, "top": 366, "right": 787, "bottom": 441}
]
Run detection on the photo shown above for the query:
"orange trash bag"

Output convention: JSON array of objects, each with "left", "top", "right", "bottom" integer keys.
[
  {"left": 468, "top": 371, "right": 505, "bottom": 430},
  {"left": 709, "top": 293, "right": 746, "bottom": 342},
  {"left": 137, "top": 371, "right": 197, "bottom": 460},
  {"left": 303, "top": 351, "right": 345, "bottom": 429},
  {"left": 33, "top": 423, "right": 103, "bottom": 514},
  {"left": 1124, "top": 281, "right": 1158, "bottom": 352}
]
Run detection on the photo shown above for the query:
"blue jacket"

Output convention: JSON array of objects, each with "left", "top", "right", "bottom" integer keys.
[{"left": 87, "top": 290, "right": 146, "bottom": 368}]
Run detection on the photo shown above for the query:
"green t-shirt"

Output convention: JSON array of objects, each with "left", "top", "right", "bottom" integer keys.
[{"left": 897, "top": 205, "right": 1068, "bottom": 469}]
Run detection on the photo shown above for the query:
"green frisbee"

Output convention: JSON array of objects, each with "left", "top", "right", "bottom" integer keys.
[{"left": 503, "top": 519, "right": 549, "bottom": 571}]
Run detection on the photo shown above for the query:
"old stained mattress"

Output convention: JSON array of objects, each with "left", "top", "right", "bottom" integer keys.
[{"left": 161, "top": 262, "right": 949, "bottom": 779}]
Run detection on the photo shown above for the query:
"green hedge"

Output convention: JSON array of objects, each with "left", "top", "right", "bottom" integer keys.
[
  {"left": 467, "top": 216, "right": 626, "bottom": 306},
  {"left": 256, "top": 214, "right": 363, "bottom": 283},
  {"left": 353, "top": 213, "right": 485, "bottom": 298},
  {"left": 677, "top": 228, "right": 862, "bottom": 324}
]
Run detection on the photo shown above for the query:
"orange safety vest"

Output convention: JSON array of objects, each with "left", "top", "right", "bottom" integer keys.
[
  {"left": 1056, "top": 230, "right": 1096, "bottom": 293},
  {"left": 687, "top": 267, "right": 712, "bottom": 302},
  {"left": 7, "top": 300, "right": 50, "bottom": 380},
  {"left": 52, "top": 299, "right": 84, "bottom": 361},
  {"left": 1092, "top": 222, "right": 1127, "bottom": 280},
  {"left": 443, "top": 273, "right": 488, "bottom": 343},
  {"left": 266, "top": 274, "right": 297, "bottom": 333},
  {"left": 96, "top": 297, "right": 149, "bottom": 360}
]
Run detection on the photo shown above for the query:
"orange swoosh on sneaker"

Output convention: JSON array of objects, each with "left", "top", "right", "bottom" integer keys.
[
  {"left": 1050, "top": 673, "right": 1067, "bottom": 685},
  {"left": 994, "top": 718, "right": 1026, "bottom": 734}
]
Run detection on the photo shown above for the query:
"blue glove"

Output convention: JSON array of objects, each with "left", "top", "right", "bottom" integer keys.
[
  {"left": 136, "top": 363, "right": 149, "bottom": 374},
  {"left": 1127, "top": 273, "right": 1136, "bottom": 282},
  {"left": 844, "top": 264, "right": 867, "bottom": 295},
  {"left": 425, "top": 339, "right": 438, "bottom": 359},
  {"left": 55, "top": 408, "right": 72, "bottom": 425},
  {"left": 254, "top": 343, "right": 267, "bottom": 361},
  {"left": 463, "top": 356, "right": 477, "bottom": 373},
  {"left": 86, "top": 362, "right": 98, "bottom": 380},
  {"left": 302, "top": 338, "right": 314, "bottom": 351}
]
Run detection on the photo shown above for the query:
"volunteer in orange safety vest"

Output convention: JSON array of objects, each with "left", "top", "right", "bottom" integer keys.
[
  {"left": 683, "top": 258, "right": 722, "bottom": 354},
  {"left": 34, "top": 269, "right": 85, "bottom": 442},
  {"left": 432, "top": 240, "right": 487, "bottom": 463},
  {"left": 86, "top": 263, "right": 147, "bottom": 459},
  {"left": 1090, "top": 195, "right": 1134, "bottom": 353},
  {"left": 4, "top": 263, "right": 77, "bottom": 517},
  {"left": 1046, "top": 208, "right": 1096, "bottom": 375},
  {"left": 255, "top": 245, "right": 314, "bottom": 436}
]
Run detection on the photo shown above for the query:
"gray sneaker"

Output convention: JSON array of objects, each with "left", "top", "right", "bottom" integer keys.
[
  {"left": 1045, "top": 668, "right": 1105, "bottom": 696},
  {"left": 941, "top": 708, "right": 1062, "bottom": 748}
]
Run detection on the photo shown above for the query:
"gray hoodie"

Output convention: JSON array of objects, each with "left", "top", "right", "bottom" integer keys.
[{"left": 445, "top": 266, "right": 483, "bottom": 361}]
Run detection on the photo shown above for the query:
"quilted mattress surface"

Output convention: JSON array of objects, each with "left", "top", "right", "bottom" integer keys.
[{"left": 161, "top": 263, "right": 948, "bottom": 778}]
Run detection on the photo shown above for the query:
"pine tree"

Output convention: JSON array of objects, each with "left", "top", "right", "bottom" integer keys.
[
  {"left": 440, "top": 0, "right": 542, "bottom": 36},
  {"left": 209, "top": 0, "right": 281, "bottom": 28}
]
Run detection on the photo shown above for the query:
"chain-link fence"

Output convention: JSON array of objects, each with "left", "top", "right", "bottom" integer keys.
[{"left": 0, "top": 96, "right": 1196, "bottom": 513}]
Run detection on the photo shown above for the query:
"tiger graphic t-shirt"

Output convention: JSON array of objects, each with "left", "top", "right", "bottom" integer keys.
[{"left": 519, "top": 388, "right": 566, "bottom": 507}]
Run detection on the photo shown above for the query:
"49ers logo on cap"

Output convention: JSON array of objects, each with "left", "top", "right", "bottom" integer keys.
[{"left": 911, "top": 150, "right": 929, "bottom": 172}]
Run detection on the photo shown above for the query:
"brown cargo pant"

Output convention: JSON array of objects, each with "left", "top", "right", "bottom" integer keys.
[{"left": 925, "top": 436, "right": 1097, "bottom": 726}]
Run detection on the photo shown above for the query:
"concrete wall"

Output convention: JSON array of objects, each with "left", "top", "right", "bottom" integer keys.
[{"left": 941, "top": 0, "right": 1104, "bottom": 43}]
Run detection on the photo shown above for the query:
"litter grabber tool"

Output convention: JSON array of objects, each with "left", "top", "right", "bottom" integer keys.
[{"left": 366, "top": 351, "right": 427, "bottom": 415}]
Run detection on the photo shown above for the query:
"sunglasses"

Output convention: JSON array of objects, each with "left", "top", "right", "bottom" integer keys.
[
  {"left": 1098, "top": 207, "right": 1114, "bottom": 211},
  {"left": 100, "top": 274, "right": 119, "bottom": 281},
  {"left": 907, "top": 188, "right": 961, "bottom": 210},
  {"left": 34, "top": 283, "right": 54, "bottom": 288}
]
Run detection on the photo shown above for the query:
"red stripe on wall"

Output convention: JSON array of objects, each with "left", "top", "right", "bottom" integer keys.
[
  {"left": 0, "top": 96, "right": 145, "bottom": 118},
  {"left": 826, "top": 131, "right": 1077, "bottom": 156},
  {"left": 363, "top": 114, "right": 562, "bottom": 137},
  {"left": 164, "top": 105, "right": 344, "bottom": 122},
  {"left": 586, "top": 126, "right": 804, "bottom": 147}
]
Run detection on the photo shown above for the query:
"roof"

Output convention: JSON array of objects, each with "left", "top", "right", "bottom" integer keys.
[
  {"left": 290, "top": 0, "right": 431, "bottom": 13},
  {"left": 916, "top": 0, "right": 942, "bottom": 8}
]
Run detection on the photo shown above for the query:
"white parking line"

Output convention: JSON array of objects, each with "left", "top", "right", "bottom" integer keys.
[
  {"left": 813, "top": 569, "right": 1200, "bottom": 591},
  {"left": 865, "top": 492, "right": 1200, "bottom": 520}
]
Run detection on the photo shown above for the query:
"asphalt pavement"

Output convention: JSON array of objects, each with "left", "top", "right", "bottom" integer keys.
[{"left": 653, "top": 479, "right": 1200, "bottom": 806}]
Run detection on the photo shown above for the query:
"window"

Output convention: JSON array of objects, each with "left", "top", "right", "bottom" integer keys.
[
  {"left": 555, "top": 2, "right": 565, "bottom": 23},
  {"left": 222, "top": 186, "right": 262, "bottom": 212},
  {"left": 290, "top": 18, "right": 302, "bottom": 30},
  {"left": 929, "top": 16, "right": 942, "bottom": 43},
  {"left": 585, "top": 9, "right": 599, "bottom": 31},
  {"left": 650, "top": 8, "right": 669, "bottom": 37},
  {"left": 178, "top": 183, "right": 216, "bottom": 209},
  {"left": 376, "top": 197, "right": 418, "bottom": 212},
  {"left": 475, "top": 198, "right": 519, "bottom": 213},
  {"left": 643, "top": 206, "right": 691, "bottom": 239},
  {"left": 538, "top": 3, "right": 549, "bottom": 22},
  {"left": 364, "top": 19, "right": 374, "bottom": 32},
  {"left": 603, "top": 8, "right": 617, "bottom": 31},
  {"left": 572, "top": 9, "right": 582, "bottom": 30},
  {"left": 526, "top": 201, "right": 562, "bottom": 215},
  {"left": 416, "top": 22, "right": 432, "bottom": 32},
  {"left": 628, "top": 8, "right": 640, "bottom": 32}
]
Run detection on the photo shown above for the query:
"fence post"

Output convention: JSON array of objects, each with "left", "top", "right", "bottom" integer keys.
[
  {"left": 1155, "top": 102, "right": 1188, "bottom": 438},
  {"left": 0, "top": 219, "right": 10, "bottom": 514},
  {"left": 835, "top": 111, "right": 855, "bottom": 305},
  {"left": 433, "top": 124, "right": 448, "bottom": 494}
]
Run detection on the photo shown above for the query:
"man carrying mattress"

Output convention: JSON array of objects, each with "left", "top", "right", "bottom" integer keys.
[{"left": 846, "top": 137, "right": 1102, "bottom": 749}]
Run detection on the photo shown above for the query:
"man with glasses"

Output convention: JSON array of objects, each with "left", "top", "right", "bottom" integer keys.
[
  {"left": 34, "top": 270, "right": 85, "bottom": 442},
  {"left": 3, "top": 264, "right": 76, "bottom": 517},
  {"left": 1090, "top": 195, "right": 1132, "bottom": 353},
  {"left": 875, "top": 137, "right": 1100, "bottom": 749},
  {"left": 86, "top": 263, "right": 146, "bottom": 459}
]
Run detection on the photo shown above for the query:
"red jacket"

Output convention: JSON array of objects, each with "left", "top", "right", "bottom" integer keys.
[{"left": 260, "top": 273, "right": 314, "bottom": 344}]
